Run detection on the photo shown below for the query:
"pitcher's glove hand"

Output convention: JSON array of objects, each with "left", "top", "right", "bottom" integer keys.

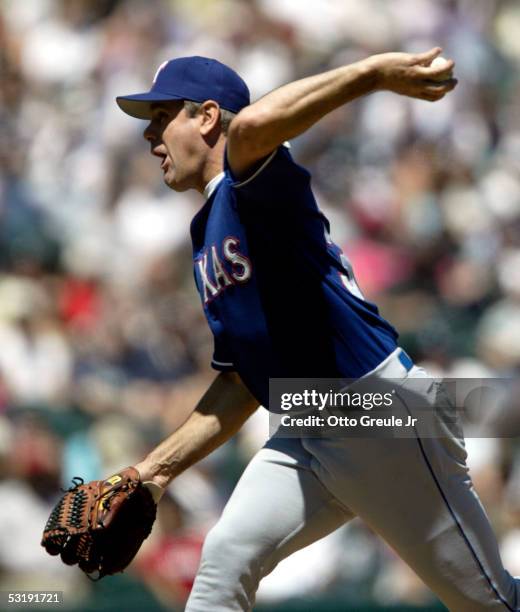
[{"left": 41, "top": 467, "right": 157, "bottom": 580}]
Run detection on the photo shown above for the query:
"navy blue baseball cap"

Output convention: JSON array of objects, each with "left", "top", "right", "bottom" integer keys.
[{"left": 116, "top": 56, "right": 250, "bottom": 119}]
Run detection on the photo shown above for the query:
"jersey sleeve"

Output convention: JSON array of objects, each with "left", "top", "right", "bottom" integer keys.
[
  {"left": 224, "top": 143, "right": 312, "bottom": 210},
  {"left": 211, "top": 334, "right": 235, "bottom": 372}
]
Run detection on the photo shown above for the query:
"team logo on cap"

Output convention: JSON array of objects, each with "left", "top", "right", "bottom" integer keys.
[{"left": 153, "top": 61, "right": 168, "bottom": 84}]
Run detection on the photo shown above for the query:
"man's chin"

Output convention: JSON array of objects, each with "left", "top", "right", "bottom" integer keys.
[
  {"left": 164, "top": 177, "right": 190, "bottom": 192},
  {"left": 163, "top": 171, "right": 187, "bottom": 192}
]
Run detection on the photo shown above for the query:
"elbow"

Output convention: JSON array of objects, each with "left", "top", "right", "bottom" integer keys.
[{"left": 219, "top": 370, "right": 242, "bottom": 385}]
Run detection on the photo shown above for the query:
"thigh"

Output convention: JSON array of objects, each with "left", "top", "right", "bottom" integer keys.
[
  {"left": 304, "top": 379, "right": 518, "bottom": 611},
  {"left": 186, "top": 438, "right": 355, "bottom": 612},
  {"left": 219, "top": 437, "right": 354, "bottom": 573}
]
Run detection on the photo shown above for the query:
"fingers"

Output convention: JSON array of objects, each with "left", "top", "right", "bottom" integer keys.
[
  {"left": 424, "top": 77, "right": 458, "bottom": 93},
  {"left": 416, "top": 93, "right": 439, "bottom": 102},
  {"left": 416, "top": 59, "right": 455, "bottom": 80},
  {"left": 415, "top": 78, "right": 458, "bottom": 101},
  {"left": 412, "top": 47, "right": 442, "bottom": 66}
]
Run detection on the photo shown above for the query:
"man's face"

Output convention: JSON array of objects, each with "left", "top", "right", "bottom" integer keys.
[{"left": 143, "top": 101, "right": 202, "bottom": 192}]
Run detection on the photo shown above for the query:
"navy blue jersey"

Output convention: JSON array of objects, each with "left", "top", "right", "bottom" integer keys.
[{"left": 190, "top": 145, "right": 398, "bottom": 408}]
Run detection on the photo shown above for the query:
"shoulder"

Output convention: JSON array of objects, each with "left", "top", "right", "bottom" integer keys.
[
  {"left": 224, "top": 142, "right": 307, "bottom": 189},
  {"left": 226, "top": 108, "right": 276, "bottom": 179}
]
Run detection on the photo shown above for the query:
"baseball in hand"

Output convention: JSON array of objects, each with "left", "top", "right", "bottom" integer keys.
[{"left": 430, "top": 56, "right": 453, "bottom": 80}]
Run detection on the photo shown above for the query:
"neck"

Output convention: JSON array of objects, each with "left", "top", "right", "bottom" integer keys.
[{"left": 196, "top": 137, "right": 226, "bottom": 194}]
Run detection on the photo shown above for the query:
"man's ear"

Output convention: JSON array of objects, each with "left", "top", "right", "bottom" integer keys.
[{"left": 199, "top": 100, "right": 221, "bottom": 136}]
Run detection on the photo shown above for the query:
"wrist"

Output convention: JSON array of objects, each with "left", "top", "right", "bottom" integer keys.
[
  {"left": 134, "top": 459, "right": 172, "bottom": 490},
  {"left": 360, "top": 56, "right": 385, "bottom": 91}
]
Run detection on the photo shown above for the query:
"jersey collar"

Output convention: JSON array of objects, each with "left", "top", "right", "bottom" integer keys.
[{"left": 204, "top": 172, "right": 225, "bottom": 199}]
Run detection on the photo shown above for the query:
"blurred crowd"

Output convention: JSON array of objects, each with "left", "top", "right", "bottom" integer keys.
[{"left": 1, "top": 0, "right": 520, "bottom": 609}]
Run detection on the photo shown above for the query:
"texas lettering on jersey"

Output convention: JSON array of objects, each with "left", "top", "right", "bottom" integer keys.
[{"left": 196, "top": 236, "right": 252, "bottom": 303}]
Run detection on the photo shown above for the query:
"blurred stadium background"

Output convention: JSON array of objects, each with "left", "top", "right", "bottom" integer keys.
[{"left": 1, "top": 0, "right": 520, "bottom": 610}]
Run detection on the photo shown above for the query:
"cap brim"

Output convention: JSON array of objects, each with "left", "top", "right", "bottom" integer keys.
[{"left": 116, "top": 92, "right": 184, "bottom": 119}]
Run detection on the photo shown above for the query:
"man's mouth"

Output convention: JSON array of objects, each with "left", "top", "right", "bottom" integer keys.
[{"left": 160, "top": 156, "right": 170, "bottom": 171}]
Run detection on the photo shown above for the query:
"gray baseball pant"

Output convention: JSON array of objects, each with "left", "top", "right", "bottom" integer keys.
[{"left": 186, "top": 360, "right": 519, "bottom": 611}]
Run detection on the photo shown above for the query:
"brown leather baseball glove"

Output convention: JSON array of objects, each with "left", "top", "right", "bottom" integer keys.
[{"left": 41, "top": 466, "right": 157, "bottom": 580}]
